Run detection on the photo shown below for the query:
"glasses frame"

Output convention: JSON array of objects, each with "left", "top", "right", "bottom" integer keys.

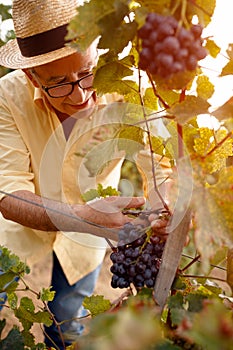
[{"left": 41, "top": 73, "right": 94, "bottom": 98}]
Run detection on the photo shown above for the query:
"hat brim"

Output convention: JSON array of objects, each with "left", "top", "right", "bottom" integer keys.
[{"left": 0, "top": 39, "right": 78, "bottom": 69}]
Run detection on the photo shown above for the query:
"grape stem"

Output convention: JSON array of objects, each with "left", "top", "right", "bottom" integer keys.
[
  {"left": 146, "top": 71, "right": 170, "bottom": 109},
  {"left": 18, "top": 277, "right": 66, "bottom": 350},
  {"left": 109, "top": 289, "right": 133, "bottom": 311},
  {"left": 178, "top": 273, "right": 227, "bottom": 283},
  {"left": 177, "top": 88, "right": 186, "bottom": 158},
  {"left": 180, "top": 254, "right": 201, "bottom": 272}
]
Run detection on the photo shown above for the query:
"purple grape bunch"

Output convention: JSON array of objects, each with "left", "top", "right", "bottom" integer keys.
[
  {"left": 138, "top": 12, "right": 207, "bottom": 78},
  {"left": 110, "top": 222, "right": 165, "bottom": 289}
]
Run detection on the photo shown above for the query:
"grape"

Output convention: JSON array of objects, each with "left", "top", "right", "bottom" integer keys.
[
  {"left": 162, "top": 36, "right": 180, "bottom": 54},
  {"left": 109, "top": 222, "right": 166, "bottom": 290},
  {"left": 146, "top": 12, "right": 163, "bottom": 29},
  {"left": 191, "top": 24, "right": 203, "bottom": 38},
  {"left": 138, "top": 12, "right": 207, "bottom": 79}
]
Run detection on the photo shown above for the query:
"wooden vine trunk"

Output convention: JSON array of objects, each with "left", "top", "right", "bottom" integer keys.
[{"left": 154, "top": 208, "right": 192, "bottom": 309}]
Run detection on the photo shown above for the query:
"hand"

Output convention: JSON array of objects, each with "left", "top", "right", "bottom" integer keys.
[
  {"left": 77, "top": 196, "right": 145, "bottom": 229},
  {"left": 148, "top": 211, "right": 169, "bottom": 238}
]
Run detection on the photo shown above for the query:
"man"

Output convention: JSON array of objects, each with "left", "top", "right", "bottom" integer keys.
[{"left": 0, "top": 0, "right": 145, "bottom": 348}]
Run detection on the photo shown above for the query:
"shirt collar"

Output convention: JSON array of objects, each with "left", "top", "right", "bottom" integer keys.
[{"left": 34, "top": 86, "right": 54, "bottom": 112}]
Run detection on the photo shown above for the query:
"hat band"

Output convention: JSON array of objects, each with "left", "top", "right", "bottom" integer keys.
[{"left": 16, "top": 24, "right": 70, "bottom": 58}]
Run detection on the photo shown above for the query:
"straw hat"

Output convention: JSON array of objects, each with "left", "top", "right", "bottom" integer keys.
[{"left": 0, "top": 0, "right": 80, "bottom": 69}]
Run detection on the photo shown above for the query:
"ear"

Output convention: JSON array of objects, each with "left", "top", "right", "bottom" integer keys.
[{"left": 22, "top": 68, "right": 40, "bottom": 88}]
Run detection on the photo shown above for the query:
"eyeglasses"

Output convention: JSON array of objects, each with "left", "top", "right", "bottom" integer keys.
[{"left": 41, "top": 73, "right": 94, "bottom": 98}]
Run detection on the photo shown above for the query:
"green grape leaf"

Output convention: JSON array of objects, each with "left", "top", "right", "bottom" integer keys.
[
  {"left": 0, "top": 327, "right": 24, "bottom": 350},
  {"left": 117, "top": 125, "right": 145, "bottom": 156},
  {"left": 97, "top": 0, "right": 129, "bottom": 30},
  {"left": 96, "top": 183, "right": 120, "bottom": 197},
  {"left": 93, "top": 59, "right": 136, "bottom": 96},
  {"left": 0, "top": 4, "right": 12, "bottom": 21},
  {"left": 7, "top": 292, "right": 18, "bottom": 310},
  {"left": 82, "top": 138, "right": 119, "bottom": 176},
  {"left": 0, "top": 272, "right": 17, "bottom": 291},
  {"left": 155, "top": 340, "right": 182, "bottom": 350},
  {"left": 0, "top": 246, "right": 30, "bottom": 275},
  {"left": 212, "top": 96, "right": 233, "bottom": 120},
  {"left": 196, "top": 75, "right": 215, "bottom": 100},
  {"left": 200, "top": 282, "right": 223, "bottom": 297},
  {"left": 82, "top": 295, "right": 111, "bottom": 317},
  {"left": 167, "top": 96, "right": 210, "bottom": 124},
  {"left": 170, "top": 308, "right": 188, "bottom": 327},
  {"left": 15, "top": 297, "right": 53, "bottom": 329},
  {"left": 97, "top": 0, "right": 137, "bottom": 54},
  {"left": 82, "top": 184, "right": 120, "bottom": 202},
  {"left": 21, "top": 329, "right": 35, "bottom": 349},
  {"left": 192, "top": 166, "right": 233, "bottom": 272},
  {"left": 205, "top": 39, "right": 221, "bottom": 58},
  {"left": 143, "top": 88, "right": 159, "bottom": 111},
  {"left": 66, "top": 0, "right": 112, "bottom": 51},
  {"left": 150, "top": 135, "right": 173, "bottom": 159},
  {"left": 184, "top": 299, "right": 233, "bottom": 350},
  {"left": 40, "top": 287, "right": 55, "bottom": 302},
  {"left": 81, "top": 188, "right": 99, "bottom": 202},
  {"left": 135, "top": 0, "right": 171, "bottom": 13},
  {"left": 186, "top": 293, "right": 208, "bottom": 312},
  {"left": 167, "top": 292, "right": 184, "bottom": 309},
  {"left": 155, "top": 86, "right": 180, "bottom": 106},
  {"left": 98, "top": 21, "right": 138, "bottom": 55},
  {"left": 4, "top": 280, "right": 19, "bottom": 294}
]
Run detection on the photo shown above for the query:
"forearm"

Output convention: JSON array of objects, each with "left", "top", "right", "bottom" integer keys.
[
  {"left": 0, "top": 190, "right": 106, "bottom": 236},
  {"left": 0, "top": 190, "right": 146, "bottom": 241}
]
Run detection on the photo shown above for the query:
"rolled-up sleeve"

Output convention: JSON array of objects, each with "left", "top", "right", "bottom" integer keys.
[{"left": 0, "top": 101, "right": 35, "bottom": 200}]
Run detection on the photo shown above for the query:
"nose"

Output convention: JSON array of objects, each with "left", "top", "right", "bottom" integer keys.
[{"left": 68, "top": 79, "right": 86, "bottom": 104}]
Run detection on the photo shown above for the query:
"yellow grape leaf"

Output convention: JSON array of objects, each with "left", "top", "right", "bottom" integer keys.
[
  {"left": 136, "top": 0, "right": 171, "bottom": 13},
  {"left": 227, "top": 248, "right": 233, "bottom": 293},
  {"left": 221, "top": 60, "right": 233, "bottom": 77},
  {"left": 192, "top": 166, "right": 233, "bottom": 272},
  {"left": 193, "top": 128, "right": 233, "bottom": 173},
  {"left": 156, "top": 86, "right": 180, "bottom": 106},
  {"left": 167, "top": 96, "right": 210, "bottom": 124},
  {"left": 196, "top": 75, "right": 215, "bottom": 100},
  {"left": 220, "top": 44, "right": 233, "bottom": 76},
  {"left": 187, "top": 0, "right": 216, "bottom": 27},
  {"left": 211, "top": 96, "right": 233, "bottom": 120},
  {"left": 205, "top": 39, "right": 221, "bottom": 58},
  {"left": 153, "top": 69, "right": 196, "bottom": 91},
  {"left": 226, "top": 43, "right": 233, "bottom": 60},
  {"left": 143, "top": 88, "right": 159, "bottom": 111},
  {"left": 193, "top": 127, "right": 213, "bottom": 155}
]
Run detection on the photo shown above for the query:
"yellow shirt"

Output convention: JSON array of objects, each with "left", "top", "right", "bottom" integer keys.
[{"left": 0, "top": 69, "right": 124, "bottom": 284}]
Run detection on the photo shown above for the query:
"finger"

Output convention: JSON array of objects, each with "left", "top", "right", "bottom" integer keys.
[
  {"left": 151, "top": 218, "right": 168, "bottom": 229},
  {"left": 118, "top": 196, "right": 145, "bottom": 209}
]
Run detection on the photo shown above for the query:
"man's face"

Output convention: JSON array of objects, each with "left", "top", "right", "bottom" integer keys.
[{"left": 30, "top": 44, "right": 98, "bottom": 119}]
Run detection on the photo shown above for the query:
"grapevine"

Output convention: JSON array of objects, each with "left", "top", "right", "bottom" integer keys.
[{"left": 1, "top": 1, "right": 233, "bottom": 349}]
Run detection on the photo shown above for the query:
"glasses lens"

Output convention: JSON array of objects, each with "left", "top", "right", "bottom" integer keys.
[
  {"left": 48, "top": 84, "right": 73, "bottom": 98},
  {"left": 79, "top": 74, "right": 94, "bottom": 89}
]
